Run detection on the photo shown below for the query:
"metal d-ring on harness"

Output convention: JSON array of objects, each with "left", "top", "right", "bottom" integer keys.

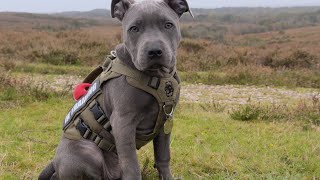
[
  {"left": 163, "top": 104, "right": 175, "bottom": 134},
  {"left": 163, "top": 104, "right": 174, "bottom": 120},
  {"left": 110, "top": 50, "right": 117, "bottom": 58}
]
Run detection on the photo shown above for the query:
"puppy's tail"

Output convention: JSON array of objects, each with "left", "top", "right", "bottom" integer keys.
[{"left": 38, "top": 161, "right": 55, "bottom": 180}]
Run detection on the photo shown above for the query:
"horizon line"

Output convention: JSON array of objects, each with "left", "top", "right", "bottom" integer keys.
[{"left": 1, "top": 5, "right": 320, "bottom": 14}]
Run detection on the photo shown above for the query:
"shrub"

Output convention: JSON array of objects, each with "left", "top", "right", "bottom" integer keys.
[
  {"left": 41, "top": 50, "right": 80, "bottom": 65},
  {"left": 229, "top": 97, "right": 320, "bottom": 127},
  {"left": 0, "top": 59, "right": 16, "bottom": 71},
  {"left": 0, "top": 86, "right": 17, "bottom": 101},
  {"left": 260, "top": 50, "right": 319, "bottom": 69},
  {"left": 276, "top": 50, "right": 317, "bottom": 69},
  {"left": 229, "top": 104, "right": 260, "bottom": 121},
  {"left": 180, "top": 40, "right": 204, "bottom": 52},
  {"left": 0, "top": 72, "right": 71, "bottom": 107}
]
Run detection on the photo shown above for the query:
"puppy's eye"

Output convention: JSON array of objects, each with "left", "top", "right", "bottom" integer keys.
[
  {"left": 165, "top": 22, "right": 174, "bottom": 29},
  {"left": 129, "top": 26, "right": 139, "bottom": 33}
]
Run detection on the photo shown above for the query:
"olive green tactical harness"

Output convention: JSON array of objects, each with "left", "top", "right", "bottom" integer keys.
[{"left": 62, "top": 54, "right": 180, "bottom": 152}]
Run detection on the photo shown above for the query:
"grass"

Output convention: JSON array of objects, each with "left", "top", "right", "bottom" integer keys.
[
  {"left": 229, "top": 101, "right": 320, "bottom": 126},
  {"left": 0, "top": 96, "right": 319, "bottom": 179},
  {"left": 0, "top": 97, "right": 72, "bottom": 179},
  {"left": 1, "top": 9, "right": 320, "bottom": 179},
  {"left": 0, "top": 72, "right": 71, "bottom": 109},
  {"left": 13, "top": 62, "right": 93, "bottom": 77}
]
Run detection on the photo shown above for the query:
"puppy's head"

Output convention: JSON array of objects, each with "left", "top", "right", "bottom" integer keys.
[{"left": 111, "top": 0, "right": 192, "bottom": 75}]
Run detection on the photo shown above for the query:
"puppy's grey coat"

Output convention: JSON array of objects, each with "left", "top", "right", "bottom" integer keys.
[{"left": 39, "top": 0, "right": 191, "bottom": 179}]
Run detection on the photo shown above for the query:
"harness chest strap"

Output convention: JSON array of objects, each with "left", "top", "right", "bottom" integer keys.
[
  {"left": 106, "top": 60, "right": 180, "bottom": 141},
  {"left": 63, "top": 57, "right": 180, "bottom": 151}
]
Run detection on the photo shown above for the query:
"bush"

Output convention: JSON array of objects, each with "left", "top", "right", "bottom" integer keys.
[
  {"left": 0, "top": 59, "right": 16, "bottom": 71},
  {"left": 181, "top": 24, "right": 227, "bottom": 42},
  {"left": 276, "top": 51, "right": 317, "bottom": 69},
  {"left": 229, "top": 104, "right": 260, "bottom": 121},
  {"left": 0, "top": 72, "right": 71, "bottom": 108},
  {"left": 41, "top": 50, "right": 80, "bottom": 65},
  {"left": 180, "top": 40, "right": 204, "bottom": 52},
  {"left": 229, "top": 97, "right": 320, "bottom": 126},
  {"left": 260, "top": 50, "right": 319, "bottom": 69}
]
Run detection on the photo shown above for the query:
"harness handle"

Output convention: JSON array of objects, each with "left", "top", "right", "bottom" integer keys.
[{"left": 82, "top": 51, "right": 116, "bottom": 83}]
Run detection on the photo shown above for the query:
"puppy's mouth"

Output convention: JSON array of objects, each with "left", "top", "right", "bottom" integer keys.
[
  {"left": 147, "top": 64, "right": 171, "bottom": 73},
  {"left": 145, "top": 64, "right": 172, "bottom": 77}
]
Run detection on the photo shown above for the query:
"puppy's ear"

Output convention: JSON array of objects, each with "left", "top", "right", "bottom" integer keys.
[
  {"left": 111, "top": 0, "right": 133, "bottom": 21},
  {"left": 164, "top": 0, "right": 194, "bottom": 18}
]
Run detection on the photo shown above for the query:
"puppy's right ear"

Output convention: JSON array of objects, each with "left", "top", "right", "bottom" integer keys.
[
  {"left": 164, "top": 0, "right": 194, "bottom": 18},
  {"left": 111, "top": 0, "right": 133, "bottom": 21}
]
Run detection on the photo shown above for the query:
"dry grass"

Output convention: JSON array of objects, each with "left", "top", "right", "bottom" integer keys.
[
  {"left": 0, "top": 26, "right": 121, "bottom": 66},
  {"left": 2, "top": 24, "right": 320, "bottom": 88}
]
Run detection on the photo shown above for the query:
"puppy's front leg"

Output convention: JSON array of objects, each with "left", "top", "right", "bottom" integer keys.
[
  {"left": 112, "top": 115, "right": 141, "bottom": 180},
  {"left": 153, "top": 128, "right": 173, "bottom": 180}
]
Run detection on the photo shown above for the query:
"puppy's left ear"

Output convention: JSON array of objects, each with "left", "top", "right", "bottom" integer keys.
[
  {"left": 164, "top": 0, "right": 194, "bottom": 18},
  {"left": 111, "top": 0, "right": 133, "bottom": 21}
]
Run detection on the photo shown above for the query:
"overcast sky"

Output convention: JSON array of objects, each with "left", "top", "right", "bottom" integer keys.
[{"left": 1, "top": 0, "right": 320, "bottom": 13}]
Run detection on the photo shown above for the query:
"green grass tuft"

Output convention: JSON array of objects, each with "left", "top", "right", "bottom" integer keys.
[
  {"left": 1, "top": 101, "right": 320, "bottom": 179},
  {"left": 229, "top": 104, "right": 260, "bottom": 121}
]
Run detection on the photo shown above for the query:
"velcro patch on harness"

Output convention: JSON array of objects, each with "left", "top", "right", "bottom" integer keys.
[{"left": 63, "top": 80, "right": 101, "bottom": 129}]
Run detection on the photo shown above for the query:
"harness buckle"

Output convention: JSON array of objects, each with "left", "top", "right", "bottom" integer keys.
[{"left": 90, "top": 102, "right": 106, "bottom": 124}]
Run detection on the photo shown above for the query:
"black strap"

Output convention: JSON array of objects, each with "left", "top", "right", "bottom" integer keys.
[
  {"left": 76, "top": 119, "right": 92, "bottom": 139},
  {"left": 76, "top": 120, "right": 116, "bottom": 152}
]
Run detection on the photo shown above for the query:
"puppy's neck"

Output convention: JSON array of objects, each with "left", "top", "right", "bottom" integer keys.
[{"left": 115, "top": 44, "right": 136, "bottom": 70}]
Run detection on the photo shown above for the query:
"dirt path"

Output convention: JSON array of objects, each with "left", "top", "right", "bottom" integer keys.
[
  {"left": 180, "top": 84, "right": 320, "bottom": 105},
  {"left": 18, "top": 73, "right": 320, "bottom": 105}
]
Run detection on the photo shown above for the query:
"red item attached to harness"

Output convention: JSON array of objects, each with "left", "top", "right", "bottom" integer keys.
[{"left": 73, "top": 83, "right": 92, "bottom": 101}]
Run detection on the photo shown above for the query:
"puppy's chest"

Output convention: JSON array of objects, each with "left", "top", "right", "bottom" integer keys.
[
  {"left": 108, "top": 92, "right": 160, "bottom": 135},
  {"left": 135, "top": 101, "right": 160, "bottom": 135}
]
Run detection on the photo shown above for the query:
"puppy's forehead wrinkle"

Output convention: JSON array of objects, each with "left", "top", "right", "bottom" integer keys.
[
  {"left": 123, "top": 0, "right": 178, "bottom": 24},
  {"left": 134, "top": 0, "right": 164, "bottom": 5}
]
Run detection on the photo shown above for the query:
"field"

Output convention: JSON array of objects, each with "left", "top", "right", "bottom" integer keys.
[{"left": 1, "top": 7, "right": 320, "bottom": 179}]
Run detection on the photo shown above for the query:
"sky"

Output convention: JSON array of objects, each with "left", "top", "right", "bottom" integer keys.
[{"left": 0, "top": 0, "right": 320, "bottom": 13}]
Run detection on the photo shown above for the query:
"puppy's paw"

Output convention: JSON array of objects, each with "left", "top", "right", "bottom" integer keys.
[{"left": 157, "top": 167, "right": 174, "bottom": 180}]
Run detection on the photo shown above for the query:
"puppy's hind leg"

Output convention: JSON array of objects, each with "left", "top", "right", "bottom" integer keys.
[{"left": 38, "top": 161, "right": 55, "bottom": 180}]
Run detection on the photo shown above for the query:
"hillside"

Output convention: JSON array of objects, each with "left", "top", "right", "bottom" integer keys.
[
  {"left": 0, "top": 11, "right": 117, "bottom": 30},
  {"left": 53, "top": 9, "right": 111, "bottom": 19},
  {"left": 1, "top": 6, "right": 320, "bottom": 40}
]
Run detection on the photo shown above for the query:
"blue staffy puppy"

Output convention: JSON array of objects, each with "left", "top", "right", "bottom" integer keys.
[{"left": 39, "top": 0, "right": 192, "bottom": 179}]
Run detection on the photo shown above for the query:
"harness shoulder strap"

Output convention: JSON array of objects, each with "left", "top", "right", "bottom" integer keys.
[{"left": 83, "top": 55, "right": 115, "bottom": 84}]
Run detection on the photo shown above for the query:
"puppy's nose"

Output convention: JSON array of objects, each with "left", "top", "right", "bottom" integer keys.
[{"left": 148, "top": 49, "right": 163, "bottom": 58}]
